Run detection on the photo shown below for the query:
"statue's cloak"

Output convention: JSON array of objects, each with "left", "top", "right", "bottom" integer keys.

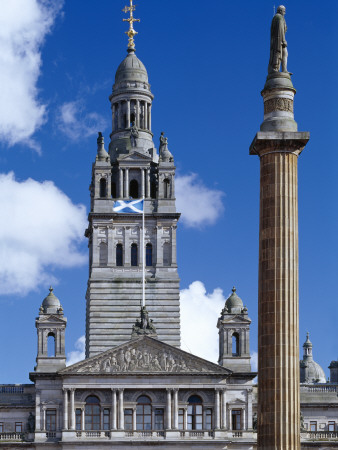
[{"left": 269, "top": 13, "right": 286, "bottom": 64}]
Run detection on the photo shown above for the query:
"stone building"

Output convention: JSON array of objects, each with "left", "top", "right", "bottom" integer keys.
[{"left": 0, "top": 4, "right": 337, "bottom": 450}]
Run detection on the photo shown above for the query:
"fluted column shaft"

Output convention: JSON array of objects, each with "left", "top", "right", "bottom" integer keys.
[{"left": 258, "top": 150, "right": 300, "bottom": 449}]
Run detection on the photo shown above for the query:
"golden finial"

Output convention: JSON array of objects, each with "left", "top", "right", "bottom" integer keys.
[{"left": 122, "top": 0, "right": 140, "bottom": 50}]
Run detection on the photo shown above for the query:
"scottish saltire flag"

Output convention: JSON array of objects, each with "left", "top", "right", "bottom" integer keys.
[{"left": 113, "top": 199, "right": 144, "bottom": 213}]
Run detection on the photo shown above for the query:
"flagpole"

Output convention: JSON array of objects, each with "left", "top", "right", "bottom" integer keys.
[{"left": 142, "top": 196, "right": 145, "bottom": 307}]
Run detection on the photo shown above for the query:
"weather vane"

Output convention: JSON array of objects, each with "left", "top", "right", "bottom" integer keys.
[{"left": 122, "top": 0, "right": 140, "bottom": 50}]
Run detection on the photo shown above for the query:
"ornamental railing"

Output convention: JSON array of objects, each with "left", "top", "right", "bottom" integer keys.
[
  {"left": 301, "top": 431, "right": 338, "bottom": 440},
  {"left": 0, "top": 432, "right": 24, "bottom": 441}
]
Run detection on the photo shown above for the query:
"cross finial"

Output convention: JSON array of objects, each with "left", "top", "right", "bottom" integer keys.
[{"left": 122, "top": 0, "right": 140, "bottom": 51}]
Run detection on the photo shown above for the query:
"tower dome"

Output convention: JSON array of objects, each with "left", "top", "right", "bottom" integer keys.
[
  {"left": 225, "top": 287, "right": 244, "bottom": 314},
  {"left": 300, "top": 332, "right": 326, "bottom": 383},
  {"left": 41, "top": 286, "right": 62, "bottom": 314},
  {"left": 115, "top": 49, "right": 148, "bottom": 85}
]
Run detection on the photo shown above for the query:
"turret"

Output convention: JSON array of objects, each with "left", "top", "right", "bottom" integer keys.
[
  {"left": 35, "top": 287, "right": 67, "bottom": 372},
  {"left": 217, "top": 287, "right": 251, "bottom": 372},
  {"left": 300, "top": 333, "right": 326, "bottom": 383}
]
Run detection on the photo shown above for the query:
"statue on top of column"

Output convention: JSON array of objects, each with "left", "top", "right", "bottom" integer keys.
[
  {"left": 268, "top": 5, "right": 289, "bottom": 74},
  {"left": 130, "top": 121, "right": 139, "bottom": 147}
]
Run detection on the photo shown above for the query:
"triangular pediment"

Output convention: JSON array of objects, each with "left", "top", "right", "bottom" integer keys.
[
  {"left": 60, "top": 336, "right": 231, "bottom": 376},
  {"left": 119, "top": 151, "right": 152, "bottom": 161},
  {"left": 221, "top": 315, "right": 251, "bottom": 324},
  {"left": 38, "top": 315, "right": 66, "bottom": 323}
]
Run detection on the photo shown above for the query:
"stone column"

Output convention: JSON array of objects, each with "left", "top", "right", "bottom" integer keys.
[
  {"left": 126, "top": 100, "right": 131, "bottom": 128},
  {"left": 221, "top": 390, "right": 227, "bottom": 429},
  {"left": 118, "top": 389, "right": 124, "bottom": 430},
  {"left": 146, "top": 168, "right": 150, "bottom": 198},
  {"left": 247, "top": 389, "right": 253, "bottom": 430},
  {"left": 141, "top": 168, "right": 145, "bottom": 198},
  {"left": 81, "top": 408, "right": 85, "bottom": 431},
  {"left": 136, "top": 100, "right": 140, "bottom": 127},
  {"left": 173, "top": 389, "right": 179, "bottom": 429},
  {"left": 70, "top": 389, "right": 75, "bottom": 430},
  {"left": 133, "top": 409, "right": 137, "bottom": 430},
  {"left": 112, "top": 104, "right": 116, "bottom": 132},
  {"left": 111, "top": 389, "right": 117, "bottom": 430},
  {"left": 117, "top": 102, "right": 122, "bottom": 129},
  {"left": 63, "top": 389, "right": 68, "bottom": 430},
  {"left": 214, "top": 389, "right": 220, "bottom": 430},
  {"left": 156, "top": 227, "right": 163, "bottom": 266},
  {"left": 184, "top": 409, "right": 188, "bottom": 430},
  {"left": 148, "top": 104, "right": 152, "bottom": 131},
  {"left": 108, "top": 227, "right": 114, "bottom": 266},
  {"left": 125, "top": 168, "right": 129, "bottom": 198},
  {"left": 144, "top": 102, "right": 148, "bottom": 130},
  {"left": 250, "top": 71, "right": 309, "bottom": 449},
  {"left": 119, "top": 168, "right": 123, "bottom": 198},
  {"left": 171, "top": 226, "right": 177, "bottom": 265},
  {"left": 166, "top": 389, "right": 172, "bottom": 430}
]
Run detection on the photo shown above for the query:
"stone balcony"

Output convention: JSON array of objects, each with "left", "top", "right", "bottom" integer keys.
[{"left": 301, "top": 431, "right": 338, "bottom": 441}]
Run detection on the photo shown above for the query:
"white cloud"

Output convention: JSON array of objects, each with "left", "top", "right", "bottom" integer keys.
[
  {"left": 251, "top": 351, "right": 258, "bottom": 372},
  {"left": 67, "top": 335, "right": 85, "bottom": 366},
  {"left": 57, "top": 100, "right": 108, "bottom": 141},
  {"left": 0, "top": 172, "right": 87, "bottom": 296},
  {"left": 180, "top": 281, "right": 226, "bottom": 363},
  {"left": 176, "top": 173, "right": 224, "bottom": 228},
  {"left": 0, "top": 0, "right": 63, "bottom": 149}
]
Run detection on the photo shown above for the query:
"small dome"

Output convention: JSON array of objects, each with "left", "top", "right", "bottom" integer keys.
[
  {"left": 303, "top": 360, "right": 326, "bottom": 384},
  {"left": 115, "top": 50, "right": 148, "bottom": 84},
  {"left": 41, "top": 286, "right": 61, "bottom": 314},
  {"left": 225, "top": 287, "right": 244, "bottom": 313}
]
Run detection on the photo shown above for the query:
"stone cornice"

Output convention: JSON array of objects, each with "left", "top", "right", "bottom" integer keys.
[{"left": 250, "top": 131, "right": 310, "bottom": 157}]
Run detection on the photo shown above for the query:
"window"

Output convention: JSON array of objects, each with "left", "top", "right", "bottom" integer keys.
[
  {"left": 131, "top": 113, "right": 135, "bottom": 125},
  {"left": 205, "top": 408, "right": 212, "bottom": 430},
  {"left": 85, "top": 396, "right": 100, "bottom": 431},
  {"left": 232, "top": 333, "right": 240, "bottom": 356},
  {"left": 100, "top": 178, "right": 107, "bottom": 198},
  {"left": 154, "top": 409, "right": 164, "bottom": 430},
  {"left": 0, "top": 423, "right": 3, "bottom": 432},
  {"left": 46, "top": 410, "right": 56, "bottom": 431},
  {"left": 187, "top": 395, "right": 203, "bottom": 430},
  {"left": 146, "top": 243, "right": 152, "bottom": 266},
  {"left": 163, "top": 179, "right": 170, "bottom": 198},
  {"left": 116, "top": 244, "right": 123, "bottom": 266},
  {"left": 163, "top": 242, "right": 171, "bottom": 266},
  {"left": 76, "top": 409, "right": 82, "bottom": 431},
  {"left": 15, "top": 422, "right": 23, "bottom": 433},
  {"left": 178, "top": 409, "right": 185, "bottom": 430},
  {"left": 111, "top": 181, "right": 117, "bottom": 198},
  {"left": 103, "top": 409, "right": 110, "bottom": 431},
  {"left": 130, "top": 180, "right": 139, "bottom": 199},
  {"left": 99, "top": 242, "right": 108, "bottom": 266},
  {"left": 232, "top": 410, "right": 242, "bottom": 430},
  {"left": 328, "top": 421, "right": 335, "bottom": 431},
  {"left": 136, "top": 395, "right": 152, "bottom": 431},
  {"left": 124, "top": 409, "right": 133, "bottom": 430},
  {"left": 131, "top": 244, "right": 138, "bottom": 266},
  {"left": 47, "top": 333, "right": 55, "bottom": 357},
  {"left": 310, "top": 421, "right": 317, "bottom": 432}
]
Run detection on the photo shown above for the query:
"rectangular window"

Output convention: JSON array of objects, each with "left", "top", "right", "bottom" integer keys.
[
  {"left": 178, "top": 409, "right": 184, "bottom": 430},
  {"left": 231, "top": 410, "right": 242, "bottom": 431},
  {"left": 310, "top": 421, "right": 317, "bottom": 432},
  {"left": 124, "top": 409, "right": 133, "bottom": 431},
  {"left": 328, "top": 421, "right": 335, "bottom": 432},
  {"left": 15, "top": 422, "right": 23, "bottom": 433},
  {"left": 103, "top": 409, "right": 110, "bottom": 431},
  {"left": 154, "top": 409, "right": 164, "bottom": 430},
  {"left": 76, "top": 409, "right": 82, "bottom": 431},
  {"left": 205, "top": 409, "right": 212, "bottom": 430},
  {"left": 46, "top": 410, "right": 56, "bottom": 431},
  {"left": 0, "top": 423, "right": 3, "bottom": 432}
]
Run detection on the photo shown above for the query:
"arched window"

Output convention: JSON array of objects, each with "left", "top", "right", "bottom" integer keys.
[
  {"left": 130, "top": 113, "right": 135, "bottom": 126},
  {"left": 116, "top": 244, "right": 123, "bottom": 266},
  {"left": 136, "top": 395, "right": 152, "bottom": 430},
  {"left": 163, "top": 242, "right": 171, "bottom": 266},
  {"left": 85, "top": 396, "right": 100, "bottom": 430},
  {"left": 232, "top": 332, "right": 240, "bottom": 356},
  {"left": 47, "top": 333, "right": 55, "bottom": 357},
  {"left": 130, "top": 180, "right": 139, "bottom": 199},
  {"left": 100, "top": 178, "right": 107, "bottom": 198},
  {"left": 99, "top": 242, "right": 108, "bottom": 266},
  {"left": 163, "top": 178, "right": 170, "bottom": 198},
  {"left": 187, "top": 395, "right": 203, "bottom": 430},
  {"left": 131, "top": 243, "right": 138, "bottom": 266},
  {"left": 146, "top": 243, "right": 152, "bottom": 266},
  {"left": 151, "top": 181, "right": 157, "bottom": 199},
  {"left": 111, "top": 181, "right": 117, "bottom": 198}
]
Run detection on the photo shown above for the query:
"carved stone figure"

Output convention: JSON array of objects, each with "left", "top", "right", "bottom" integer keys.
[
  {"left": 159, "top": 132, "right": 174, "bottom": 162},
  {"left": 268, "top": 5, "right": 288, "bottom": 74},
  {"left": 27, "top": 413, "right": 35, "bottom": 433},
  {"left": 130, "top": 122, "right": 139, "bottom": 147}
]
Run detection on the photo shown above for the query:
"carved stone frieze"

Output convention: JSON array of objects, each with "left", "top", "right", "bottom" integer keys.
[{"left": 264, "top": 97, "right": 293, "bottom": 114}]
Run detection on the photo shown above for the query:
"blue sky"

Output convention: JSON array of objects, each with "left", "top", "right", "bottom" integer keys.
[{"left": 0, "top": 0, "right": 337, "bottom": 383}]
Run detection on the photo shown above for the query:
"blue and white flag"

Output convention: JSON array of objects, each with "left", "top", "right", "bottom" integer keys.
[{"left": 113, "top": 199, "right": 144, "bottom": 214}]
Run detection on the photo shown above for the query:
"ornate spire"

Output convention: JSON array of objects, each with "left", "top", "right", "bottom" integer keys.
[{"left": 122, "top": 0, "right": 140, "bottom": 51}]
